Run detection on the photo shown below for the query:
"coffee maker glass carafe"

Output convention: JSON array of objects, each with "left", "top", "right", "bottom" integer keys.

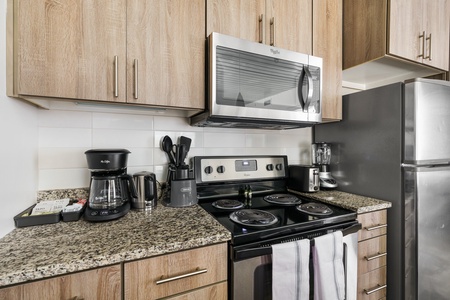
[
  {"left": 85, "top": 149, "right": 137, "bottom": 221},
  {"left": 89, "top": 175, "right": 132, "bottom": 209}
]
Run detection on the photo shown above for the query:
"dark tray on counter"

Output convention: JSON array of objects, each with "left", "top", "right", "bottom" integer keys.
[{"left": 14, "top": 204, "right": 61, "bottom": 227}]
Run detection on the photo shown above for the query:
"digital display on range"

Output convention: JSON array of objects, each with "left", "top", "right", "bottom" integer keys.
[{"left": 235, "top": 160, "right": 257, "bottom": 172}]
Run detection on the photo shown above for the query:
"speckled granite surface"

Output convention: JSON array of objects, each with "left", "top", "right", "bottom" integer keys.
[
  {"left": 288, "top": 189, "right": 392, "bottom": 213},
  {"left": 0, "top": 188, "right": 389, "bottom": 288},
  {"left": 0, "top": 204, "right": 231, "bottom": 287}
]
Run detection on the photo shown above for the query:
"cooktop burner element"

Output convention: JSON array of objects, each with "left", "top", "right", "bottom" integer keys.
[
  {"left": 296, "top": 203, "right": 333, "bottom": 215},
  {"left": 212, "top": 199, "right": 244, "bottom": 210},
  {"left": 264, "top": 193, "right": 302, "bottom": 205},
  {"left": 229, "top": 209, "right": 278, "bottom": 227}
]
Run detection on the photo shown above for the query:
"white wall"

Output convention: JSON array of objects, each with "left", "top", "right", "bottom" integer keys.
[
  {"left": 0, "top": 0, "right": 39, "bottom": 238},
  {"left": 0, "top": 1, "right": 313, "bottom": 238}
]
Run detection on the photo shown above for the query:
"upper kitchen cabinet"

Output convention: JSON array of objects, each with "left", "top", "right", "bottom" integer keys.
[
  {"left": 206, "top": 0, "right": 312, "bottom": 54},
  {"left": 126, "top": 0, "right": 205, "bottom": 109},
  {"left": 313, "top": 0, "right": 342, "bottom": 121},
  {"left": 343, "top": 0, "right": 449, "bottom": 94},
  {"left": 7, "top": 0, "right": 205, "bottom": 111},
  {"left": 7, "top": 0, "right": 127, "bottom": 102}
]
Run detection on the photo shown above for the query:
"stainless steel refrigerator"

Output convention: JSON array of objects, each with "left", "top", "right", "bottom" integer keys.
[{"left": 314, "top": 78, "right": 450, "bottom": 300}]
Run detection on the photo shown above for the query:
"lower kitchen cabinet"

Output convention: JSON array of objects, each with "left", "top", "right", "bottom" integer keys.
[
  {"left": 124, "top": 242, "right": 228, "bottom": 300},
  {"left": 0, "top": 265, "right": 121, "bottom": 300},
  {"left": 164, "top": 282, "right": 228, "bottom": 300},
  {"left": 357, "top": 210, "right": 388, "bottom": 300}
]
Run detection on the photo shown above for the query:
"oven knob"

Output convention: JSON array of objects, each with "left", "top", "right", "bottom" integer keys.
[
  {"left": 204, "top": 166, "right": 213, "bottom": 174},
  {"left": 276, "top": 164, "right": 283, "bottom": 171},
  {"left": 217, "top": 166, "right": 225, "bottom": 173},
  {"left": 266, "top": 164, "right": 274, "bottom": 171}
]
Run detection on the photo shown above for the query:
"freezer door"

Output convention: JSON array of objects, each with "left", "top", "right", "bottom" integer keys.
[
  {"left": 404, "top": 165, "right": 450, "bottom": 300},
  {"left": 404, "top": 79, "right": 450, "bottom": 164}
]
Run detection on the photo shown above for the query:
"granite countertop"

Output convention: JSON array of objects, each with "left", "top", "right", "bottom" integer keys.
[
  {"left": 0, "top": 204, "right": 231, "bottom": 287},
  {"left": 289, "top": 189, "right": 392, "bottom": 213},
  {"left": 0, "top": 188, "right": 390, "bottom": 288}
]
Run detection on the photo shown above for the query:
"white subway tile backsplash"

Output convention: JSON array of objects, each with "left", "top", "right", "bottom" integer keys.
[
  {"left": 154, "top": 116, "right": 199, "bottom": 131},
  {"left": 39, "top": 147, "right": 88, "bottom": 169},
  {"left": 38, "top": 110, "right": 92, "bottom": 128},
  {"left": 127, "top": 148, "right": 153, "bottom": 167},
  {"left": 39, "top": 128, "right": 92, "bottom": 148},
  {"left": 39, "top": 168, "right": 90, "bottom": 190},
  {"left": 92, "top": 129, "right": 154, "bottom": 148},
  {"left": 37, "top": 112, "right": 312, "bottom": 190},
  {"left": 93, "top": 112, "right": 154, "bottom": 130},
  {"left": 204, "top": 131, "right": 246, "bottom": 148}
]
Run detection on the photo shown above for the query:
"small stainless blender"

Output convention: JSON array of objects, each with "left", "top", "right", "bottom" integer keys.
[{"left": 312, "top": 142, "right": 338, "bottom": 189}]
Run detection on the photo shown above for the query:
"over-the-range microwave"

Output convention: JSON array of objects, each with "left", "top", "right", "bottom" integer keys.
[{"left": 190, "top": 32, "right": 322, "bottom": 130}]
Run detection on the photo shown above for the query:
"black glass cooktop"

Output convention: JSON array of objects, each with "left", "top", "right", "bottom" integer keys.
[{"left": 198, "top": 193, "right": 357, "bottom": 246}]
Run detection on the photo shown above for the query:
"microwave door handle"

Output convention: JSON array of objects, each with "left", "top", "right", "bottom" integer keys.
[{"left": 298, "top": 66, "right": 313, "bottom": 112}]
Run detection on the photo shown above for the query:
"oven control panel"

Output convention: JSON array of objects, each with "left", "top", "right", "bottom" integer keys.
[{"left": 192, "top": 156, "right": 288, "bottom": 183}]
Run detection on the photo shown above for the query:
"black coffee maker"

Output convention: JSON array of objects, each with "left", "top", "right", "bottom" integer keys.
[{"left": 84, "top": 149, "right": 137, "bottom": 221}]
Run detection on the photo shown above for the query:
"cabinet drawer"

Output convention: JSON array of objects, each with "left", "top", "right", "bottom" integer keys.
[
  {"left": 357, "top": 266, "right": 387, "bottom": 300},
  {"left": 358, "top": 235, "right": 387, "bottom": 274},
  {"left": 357, "top": 210, "right": 387, "bottom": 241},
  {"left": 0, "top": 265, "right": 121, "bottom": 300},
  {"left": 166, "top": 282, "right": 227, "bottom": 300},
  {"left": 124, "top": 243, "right": 227, "bottom": 300}
]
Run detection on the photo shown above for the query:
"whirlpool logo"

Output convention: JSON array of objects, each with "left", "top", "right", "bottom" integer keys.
[
  {"left": 100, "top": 160, "right": 110, "bottom": 164},
  {"left": 270, "top": 49, "right": 280, "bottom": 55}
]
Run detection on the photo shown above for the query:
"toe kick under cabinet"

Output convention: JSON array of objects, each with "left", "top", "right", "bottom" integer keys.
[
  {"left": 357, "top": 209, "right": 388, "bottom": 300},
  {"left": 124, "top": 243, "right": 228, "bottom": 300}
]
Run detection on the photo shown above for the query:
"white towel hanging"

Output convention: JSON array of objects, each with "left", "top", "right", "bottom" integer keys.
[
  {"left": 312, "top": 231, "right": 346, "bottom": 300},
  {"left": 272, "top": 239, "right": 310, "bottom": 300}
]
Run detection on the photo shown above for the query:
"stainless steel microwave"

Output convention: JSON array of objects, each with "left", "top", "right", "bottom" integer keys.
[{"left": 190, "top": 32, "right": 322, "bottom": 130}]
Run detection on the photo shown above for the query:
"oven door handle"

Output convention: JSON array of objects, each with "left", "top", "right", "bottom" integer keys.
[{"left": 234, "top": 222, "right": 362, "bottom": 260}]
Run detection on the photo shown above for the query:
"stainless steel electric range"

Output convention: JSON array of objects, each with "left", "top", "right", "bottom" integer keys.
[{"left": 192, "top": 155, "right": 361, "bottom": 300}]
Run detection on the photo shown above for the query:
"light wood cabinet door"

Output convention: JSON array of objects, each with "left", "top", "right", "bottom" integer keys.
[
  {"left": 357, "top": 210, "right": 387, "bottom": 241},
  {"left": 165, "top": 282, "right": 227, "bottom": 300},
  {"left": 357, "top": 266, "right": 387, "bottom": 300},
  {"left": 389, "top": 0, "right": 423, "bottom": 64},
  {"left": 266, "top": 0, "right": 312, "bottom": 54},
  {"left": 14, "top": 0, "right": 127, "bottom": 102},
  {"left": 127, "top": 0, "right": 205, "bottom": 109},
  {"left": 0, "top": 265, "right": 121, "bottom": 300},
  {"left": 124, "top": 243, "right": 227, "bottom": 300},
  {"left": 390, "top": 0, "right": 450, "bottom": 70},
  {"left": 423, "top": 0, "right": 450, "bottom": 70},
  {"left": 206, "top": 0, "right": 265, "bottom": 42},
  {"left": 313, "top": 0, "right": 342, "bottom": 121},
  {"left": 207, "top": 0, "right": 311, "bottom": 54},
  {"left": 358, "top": 235, "right": 387, "bottom": 274}
]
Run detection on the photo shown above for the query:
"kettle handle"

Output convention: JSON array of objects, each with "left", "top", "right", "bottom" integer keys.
[
  {"left": 144, "top": 173, "right": 156, "bottom": 201},
  {"left": 121, "top": 174, "right": 138, "bottom": 199}
]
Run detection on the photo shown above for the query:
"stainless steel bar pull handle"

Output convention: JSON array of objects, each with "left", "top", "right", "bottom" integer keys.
[
  {"left": 134, "top": 59, "right": 139, "bottom": 99},
  {"left": 270, "top": 17, "right": 275, "bottom": 46},
  {"left": 365, "top": 224, "right": 387, "bottom": 231},
  {"left": 259, "top": 14, "right": 264, "bottom": 43},
  {"left": 364, "top": 284, "right": 387, "bottom": 295},
  {"left": 418, "top": 31, "right": 426, "bottom": 58},
  {"left": 155, "top": 268, "right": 207, "bottom": 285},
  {"left": 365, "top": 252, "right": 387, "bottom": 261},
  {"left": 114, "top": 55, "right": 119, "bottom": 97},
  {"left": 425, "top": 33, "right": 432, "bottom": 60}
]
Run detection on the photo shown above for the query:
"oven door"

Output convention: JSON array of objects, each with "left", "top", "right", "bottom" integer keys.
[{"left": 230, "top": 221, "right": 360, "bottom": 300}]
